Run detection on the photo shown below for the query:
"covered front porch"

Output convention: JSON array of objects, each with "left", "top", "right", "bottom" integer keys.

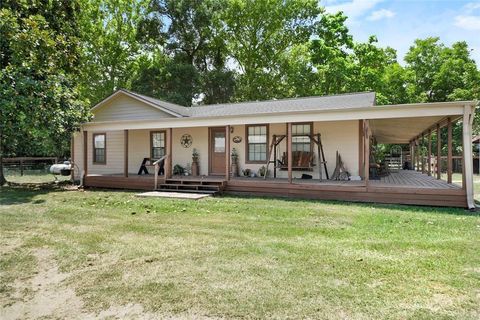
[{"left": 76, "top": 101, "right": 475, "bottom": 208}]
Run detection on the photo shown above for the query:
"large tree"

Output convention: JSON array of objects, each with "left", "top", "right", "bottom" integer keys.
[
  {"left": 0, "top": 1, "right": 89, "bottom": 185},
  {"left": 78, "top": 0, "right": 149, "bottom": 105},
  {"left": 223, "top": 0, "right": 320, "bottom": 101}
]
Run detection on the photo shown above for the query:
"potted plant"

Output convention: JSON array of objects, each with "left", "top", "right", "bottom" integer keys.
[
  {"left": 242, "top": 168, "right": 251, "bottom": 177},
  {"left": 173, "top": 164, "right": 185, "bottom": 176},
  {"left": 258, "top": 165, "right": 269, "bottom": 178},
  {"left": 231, "top": 148, "right": 239, "bottom": 177},
  {"left": 191, "top": 148, "right": 199, "bottom": 176}
]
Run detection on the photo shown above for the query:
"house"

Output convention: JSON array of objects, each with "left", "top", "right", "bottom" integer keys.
[{"left": 72, "top": 89, "right": 477, "bottom": 209}]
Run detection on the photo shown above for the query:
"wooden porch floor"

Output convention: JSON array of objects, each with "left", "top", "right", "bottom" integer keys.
[{"left": 86, "top": 170, "right": 460, "bottom": 189}]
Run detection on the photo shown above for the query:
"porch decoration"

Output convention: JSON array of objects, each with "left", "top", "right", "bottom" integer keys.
[
  {"left": 191, "top": 148, "right": 199, "bottom": 176},
  {"left": 231, "top": 148, "right": 239, "bottom": 177},
  {"left": 331, "top": 151, "right": 349, "bottom": 181},
  {"left": 233, "top": 136, "right": 242, "bottom": 143},
  {"left": 242, "top": 168, "right": 251, "bottom": 177},
  {"left": 258, "top": 165, "right": 269, "bottom": 178},
  {"left": 180, "top": 134, "right": 193, "bottom": 148},
  {"left": 173, "top": 164, "right": 185, "bottom": 175}
]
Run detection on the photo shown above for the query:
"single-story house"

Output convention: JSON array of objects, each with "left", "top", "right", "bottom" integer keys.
[{"left": 72, "top": 89, "right": 477, "bottom": 209}]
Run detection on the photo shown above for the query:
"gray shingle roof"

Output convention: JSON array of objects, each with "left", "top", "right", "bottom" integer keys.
[{"left": 121, "top": 89, "right": 376, "bottom": 118}]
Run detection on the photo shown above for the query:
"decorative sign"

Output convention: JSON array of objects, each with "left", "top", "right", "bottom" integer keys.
[
  {"left": 233, "top": 136, "right": 242, "bottom": 143},
  {"left": 180, "top": 134, "right": 193, "bottom": 148}
]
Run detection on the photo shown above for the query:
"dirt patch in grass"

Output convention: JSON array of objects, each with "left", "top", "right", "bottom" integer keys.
[{"left": 0, "top": 248, "right": 159, "bottom": 319}]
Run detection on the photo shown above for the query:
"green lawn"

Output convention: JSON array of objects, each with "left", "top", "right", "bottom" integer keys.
[{"left": 1, "top": 183, "right": 479, "bottom": 319}]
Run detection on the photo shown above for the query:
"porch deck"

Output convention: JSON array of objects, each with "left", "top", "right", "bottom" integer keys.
[{"left": 84, "top": 170, "right": 465, "bottom": 207}]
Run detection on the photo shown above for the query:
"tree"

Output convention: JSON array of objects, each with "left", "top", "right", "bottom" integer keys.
[
  {"left": 0, "top": 1, "right": 89, "bottom": 185},
  {"left": 310, "top": 12, "right": 354, "bottom": 95},
  {"left": 223, "top": 0, "right": 320, "bottom": 101},
  {"left": 78, "top": 0, "right": 149, "bottom": 105}
]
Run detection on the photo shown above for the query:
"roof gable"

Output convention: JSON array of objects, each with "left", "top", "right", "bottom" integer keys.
[{"left": 92, "top": 92, "right": 180, "bottom": 122}]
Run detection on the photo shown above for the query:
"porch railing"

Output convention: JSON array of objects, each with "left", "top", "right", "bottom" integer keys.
[{"left": 154, "top": 155, "right": 168, "bottom": 190}]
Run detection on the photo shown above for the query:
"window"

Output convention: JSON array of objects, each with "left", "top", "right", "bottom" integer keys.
[
  {"left": 246, "top": 125, "right": 268, "bottom": 162},
  {"left": 151, "top": 131, "right": 165, "bottom": 160},
  {"left": 292, "top": 123, "right": 312, "bottom": 152},
  {"left": 93, "top": 133, "right": 106, "bottom": 164}
]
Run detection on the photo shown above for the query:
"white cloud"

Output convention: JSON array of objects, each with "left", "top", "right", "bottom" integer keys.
[
  {"left": 367, "top": 9, "right": 395, "bottom": 21},
  {"left": 465, "top": 2, "right": 480, "bottom": 13},
  {"left": 324, "top": 0, "right": 383, "bottom": 19},
  {"left": 454, "top": 15, "right": 480, "bottom": 30}
]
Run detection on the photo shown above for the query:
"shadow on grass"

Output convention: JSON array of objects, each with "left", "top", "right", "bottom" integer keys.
[
  {"left": 220, "top": 194, "right": 479, "bottom": 217},
  {"left": 0, "top": 182, "right": 70, "bottom": 205}
]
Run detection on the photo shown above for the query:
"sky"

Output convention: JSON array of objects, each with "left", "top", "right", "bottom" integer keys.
[{"left": 322, "top": 0, "right": 480, "bottom": 65}]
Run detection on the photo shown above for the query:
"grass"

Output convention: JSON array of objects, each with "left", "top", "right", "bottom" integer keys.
[{"left": 1, "top": 178, "right": 480, "bottom": 318}]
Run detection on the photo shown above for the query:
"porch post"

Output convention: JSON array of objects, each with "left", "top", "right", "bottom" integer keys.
[
  {"left": 364, "top": 120, "right": 370, "bottom": 186},
  {"left": 415, "top": 138, "right": 420, "bottom": 171},
  {"left": 447, "top": 118, "right": 453, "bottom": 184},
  {"left": 410, "top": 141, "right": 414, "bottom": 170},
  {"left": 124, "top": 129, "right": 129, "bottom": 178},
  {"left": 358, "top": 120, "right": 364, "bottom": 178},
  {"left": 287, "top": 122, "right": 292, "bottom": 183},
  {"left": 436, "top": 123, "right": 441, "bottom": 179},
  {"left": 462, "top": 105, "right": 475, "bottom": 209},
  {"left": 421, "top": 134, "right": 425, "bottom": 174},
  {"left": 166, "top": 128, "right": 172, "bottom": 179},
  {"left": 427, "top": 130, "right": 432, "bottom": 176},
  {"left": 225, "top": 125, "right": 230, "bottom": 180},
  {"left": 83, "top": 130, "right": 88, "bottom": 177}
]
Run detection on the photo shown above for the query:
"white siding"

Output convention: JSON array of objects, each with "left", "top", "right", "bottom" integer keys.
[
  {"left": 128, "top": 129, "right": 151, "bottom": 174},
  {"left": 172, "top": 127, "right": 209, "bottom": 175},
  {"left": 88, "top": 130, "right": 124, "bottom": 175},
  {"left": 92, "top": 95, "right": 174, "bottom": 122}
]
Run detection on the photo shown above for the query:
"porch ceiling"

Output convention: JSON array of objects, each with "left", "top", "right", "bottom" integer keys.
[{"left": 370, "top": 116, "right": 445, "bottom": 144}]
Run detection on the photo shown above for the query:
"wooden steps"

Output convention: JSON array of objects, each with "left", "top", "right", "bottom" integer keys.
[{"left": 155, "top": 178, "right": 226, "bottom": 195}]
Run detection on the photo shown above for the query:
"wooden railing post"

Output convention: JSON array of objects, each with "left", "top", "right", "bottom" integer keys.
[
  {"left": 225, "top": 125, "right": 230, "bottom": 180},
  {"left": 287, "top": 122, "right": 292, "bottom": 183},
  {"left": 427, "top": 130, "right": 432, "bottom": 176},
  {"left": 436, "top": 124, "right": 441, "bottom": 179}
]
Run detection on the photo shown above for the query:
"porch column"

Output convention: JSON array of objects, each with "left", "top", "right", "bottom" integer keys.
[
  {"left": 363, "top": 120, "right": 370, "bottom": 186},
  {"left": 83, "top": 130, "right": 88, "bottom": 177},
  {"left": 447, "top": 118, "right": 452, "bottom": 184},
  {"left": 287, "top": 122, "right": 292, "bottom": 183},
  {"left": 358, "top": 120, "right": 364, "bottom": 178},
  {"left": 410, "top": 141, "right": 414, "bottom": 170},
  {"left": 415, "top": 138, "right": 420, "bottom": 171},
  {"left": 427, "top": 130, "right": 432, "bottom": 176},
  {"left": 124, "top": 129, "right": 129, "bottom": 178},
  {"left": 436, "top": 123, "right": 441, "bottom": 179},
  {"left": 463, "top": 105, "right": 475, "bottom": 209},
  {"left": 166, "top": 128, "right": 172, "bottom": 179},
  {"left": 421, "top": 134, "right": 425, "bottom": 174},
  {"left": 225, "top": 125, "right": 230, "bottom": 180}
]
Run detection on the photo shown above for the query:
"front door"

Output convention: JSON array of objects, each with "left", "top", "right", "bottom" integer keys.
[{"left": 209, "top": 127, "right": 226, "bottom": 175}]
